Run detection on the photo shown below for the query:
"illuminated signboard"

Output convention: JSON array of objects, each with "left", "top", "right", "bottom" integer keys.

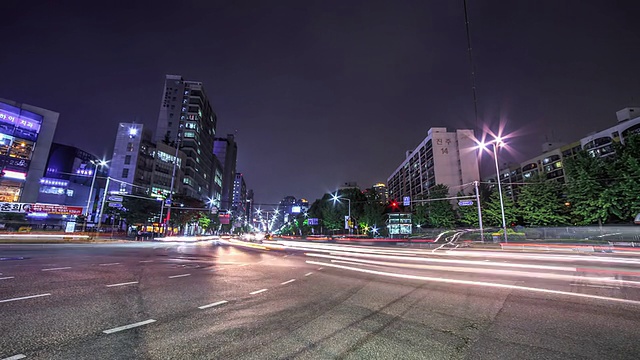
[
  {"left": 0, "top": 203, "right": 82, "bottom": 215},
  {"left": 30, "top": 203, "right": 83, "bottom": 215},
  {"left": 0, "top": 110, "right": 42, "bottom": 133},
  {"left": 0, "top": 202, "right": 31, "bottom": 213}
]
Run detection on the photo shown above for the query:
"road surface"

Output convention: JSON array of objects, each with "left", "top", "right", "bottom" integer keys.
[{"left": 1, "top": 240, "right": 640, "bottom": 359}]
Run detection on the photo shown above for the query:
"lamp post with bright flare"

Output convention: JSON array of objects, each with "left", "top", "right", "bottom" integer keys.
[
  {"left": 330, "top": 192, "right": 352, "bottom": 236},
  {"left": 479, "top": 137, "right": 508, "bottom": 243},
  {"left": 83, "top": 159, "right": 108, "bottom": 232}
]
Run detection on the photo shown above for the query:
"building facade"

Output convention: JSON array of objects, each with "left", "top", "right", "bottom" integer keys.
[
  {"left": 109, "top": 123, "right": 186, "bottom": 198},
  {"left": 154, "top": 75, "right": 218, "bottom": 201},
  {"left": 213, "top": 134, "right": 238, "bottom": 210},
  {"left": 0, "top": 99, "right": 58, "bottom": 203},
  {"left": 387, "top": 128, "right": 480, "bottom": 202},
  {"left": 483, "top": 107, "right": 640, "bottom": 200},
  {"left": 39, "top": 143, "right": 108, "bottom": 209},
  {"left": 232, "top": 172, "right": 247, "bottom": 219}
]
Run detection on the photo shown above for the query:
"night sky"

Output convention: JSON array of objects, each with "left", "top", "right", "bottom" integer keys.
[{"left": 2, "top": 1, "right": 639, "bottom": 205}]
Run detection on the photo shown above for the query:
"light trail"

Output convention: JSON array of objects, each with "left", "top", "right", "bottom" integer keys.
[{"left": 306, "top": 261, "right": 640, "bottom": 306}]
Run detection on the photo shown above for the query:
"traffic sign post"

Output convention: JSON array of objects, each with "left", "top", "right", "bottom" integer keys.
[
  {"left": 403, "top": 196, "right": 411, "bottom": 206},
  {"left": 458, "top": 200, "right": 474, "bottom": 206}
]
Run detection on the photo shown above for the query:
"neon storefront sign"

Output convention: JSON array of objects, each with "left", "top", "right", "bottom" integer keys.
[{"left": 0, "top": 110, "right": 41, "bottom": 133}]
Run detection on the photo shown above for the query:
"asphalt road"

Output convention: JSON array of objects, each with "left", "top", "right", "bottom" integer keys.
[{"left": 2, "top": 240, "right": 640, "bottom": 359}]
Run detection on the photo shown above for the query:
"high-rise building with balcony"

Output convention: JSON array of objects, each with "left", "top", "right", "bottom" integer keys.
[
  {"left": 213, "top": 134, "right": 238, "bottom": 210},
  {"left": 155, "top": 75, "right": 218, "bottom": 201},
  {"left": 387, "top": 128, "right": 480, "bottom": 202}
]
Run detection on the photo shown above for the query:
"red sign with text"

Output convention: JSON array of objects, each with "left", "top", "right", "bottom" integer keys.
[{"left": 30, "top": 203, "right": 84, "bottom": 215}]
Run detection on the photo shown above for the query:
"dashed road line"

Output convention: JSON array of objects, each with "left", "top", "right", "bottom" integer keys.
[
  {"left": 106, "top": 281, "right": 138, "bottom": 287},
  {"left": 2, "top": 354, "right": 27, "bottom": 360},
  {"left": 317, "top": 267, "right": 324, "bottom": 270},
  {"left": 305, "top": 272, "right": 313, "bottom": 277},
  {"left": 103, "top": 319, "right": 156, "bottom": 334},
  {"left": 250, "top": 288, "right": 268, "bottom": 295},
  {"left": 198, "top": 300, "right": 228, "bottom": 309},
  {"left": 41, "top": 267, "right": 72, "bottom": 271},
  {"left": 0, "top": 293, "right": 51, "bottom": 304},
  {"left": 0, "top": 276, "right": 14, "bottom": 280},
  {"left": 99, "top": 262, "right": 121, "bottom": 266},
  {"left": 238, "top": 264, "right": 249, "bottom": 267},
  {"left": 281, "top": 279, "right": 296, "bottom": 285},
  {"left": 168, "top": 273, "right": 191, "bottom": 279},
  {"left": 139, "top": 260, "right": 154, "bottom": 263}
]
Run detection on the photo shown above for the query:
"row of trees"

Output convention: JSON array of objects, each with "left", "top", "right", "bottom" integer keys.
[
  {"left": 301, "top": 135, "right": 640, "bottom": 234},
  {"left": 105, "top": 194, "right": 220, "bottom": 234}
]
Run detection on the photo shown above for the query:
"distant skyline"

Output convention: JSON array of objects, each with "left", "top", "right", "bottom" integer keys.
[{"left": 2, "top": 1, "right": 639, "bottom": 205}]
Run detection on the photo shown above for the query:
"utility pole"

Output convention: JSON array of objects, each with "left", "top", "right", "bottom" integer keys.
[
  {"left": 165, "top": 124, "right": 183, "bottom": 235},
  {"left": 96, "top": 177, "right": 111, "bottom": 231}
]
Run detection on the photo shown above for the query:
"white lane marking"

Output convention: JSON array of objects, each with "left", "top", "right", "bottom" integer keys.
[
  {"left": 306, "top": 261, "right": 640, "bottom": 306},
  {"left": 570, "top": 283, "right": 621, "bottom": 289},
  {"left": 238, "top": 263, "right": 249, "bottom": 267},
  {"left": 2, "top": 354, "right": 27, "bottom": 360},
  {"left": 41, "top": 267, "right": 72, "bottom": 271},
  {"left": 99, "top": 262, "right": 121, "bottom": 266},
  {"left": 250, "top": 288, "right": 268, "bottom": 295},
  {"left": 0, "top": 276, "right": 15, "bottom": 280},
  {"left": 139, "top": 260, "right": 154, "bottom": 263},
  {"left": 102, "top": 319, "right": 156, "bottom": 334},
  {"left": 106, "top": 281, "right": 138, "bottom": 287},
  {"left": 198, "top": 300, "right": 228, "bottom": 309},
  {"left": 317, "top": 267, "right": 324, "bottom": 270},
  {"left": 281, "top": 279, "right": 296, "bottom": 285},
  {"left": 168, "top": 273, "right": 191, "bottom": 279},
  {"left": 0, "top": 293, "right": 51, "bottom": 304},
  {"left": 305, "top": 272, "right": 313, "bottom": 277}
]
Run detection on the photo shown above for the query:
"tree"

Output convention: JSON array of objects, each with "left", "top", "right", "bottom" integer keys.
[
  {"left": 412, "top": 203, "right": 428, "bottom": 228},
  {"left": 603, "top": 135, "right": 640, "bottom": 222},
  {"left": 360, "top": 188, "right": 387, "bottom": 233},
  {"left": 456, "top": 191, "right": 479, "bottom": 227},
  {"left": 483, "top": 189, "right": 517, "bottom": 227},
  {"left": 564, "top": 151, "right": 610, "bottom": 225},
  {"left": 168, "top": 194, "right": 206, "bottom": 231},
  {"left": 516, "top": 175, "right": 569, "bottom": 226},
  {"left": 119, "top": 196, "right": 161, "bottom": 227},
  {"left": 427, "top": 184, "right": 456, "bottom": 228}
]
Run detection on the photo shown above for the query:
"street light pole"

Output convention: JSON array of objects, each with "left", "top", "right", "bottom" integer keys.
[
  {"left": 474, "top": 180, "right": 484, "bottom": 243},
  {"left": 83, "top": 161, "right": 99, "bottom": 232},
  {"left": 346, "top": 198, "right": 352, "bottom": 236},
  {"left": 492, "top": 144, "right": 508, "bottom": 243},
  {"left": 96, "top": 177, "right": 111, "bottom": 232},
  {"left": 165, "top": 124, "right": 183, "bottom": 235}
]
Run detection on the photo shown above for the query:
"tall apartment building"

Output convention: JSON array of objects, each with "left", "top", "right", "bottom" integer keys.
[
  {"left": 0, "top": 98, "right": 58, "bottom": 203},
  {"left": 232, "top": 172, "right": 247, "bottom": 217},
  {"left": 109, "top": 123, "right": 186, "bottom": 198},
  {"left": 155, "top": 75, "right": 218, "bottom": 201},
  {"left": 483, "top": 107, "right": 640, "bottom": 200},
  {"left": 213, "top": 134, "right": 238, "bottom": 210},
  {"left": 372, "top": 183, "right": 389, "bottom": 202},
  {"left": 387, "top": 128, "right": 480, "bottom": 202}
]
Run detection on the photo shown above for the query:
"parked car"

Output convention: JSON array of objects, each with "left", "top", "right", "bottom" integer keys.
[{"left": 635, "top": 213, "right": 640, "bottom": 225}]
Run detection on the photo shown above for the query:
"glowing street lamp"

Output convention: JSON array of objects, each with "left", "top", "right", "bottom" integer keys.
[
  {"left": 330, "top": 192, "right": 352, "bottom": 235},
  {"left": 83, "top": 159, "right": 108, "bottom": 232},
  {"left": 478, "top": 136, "right": 508, "bottom": 243}
]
